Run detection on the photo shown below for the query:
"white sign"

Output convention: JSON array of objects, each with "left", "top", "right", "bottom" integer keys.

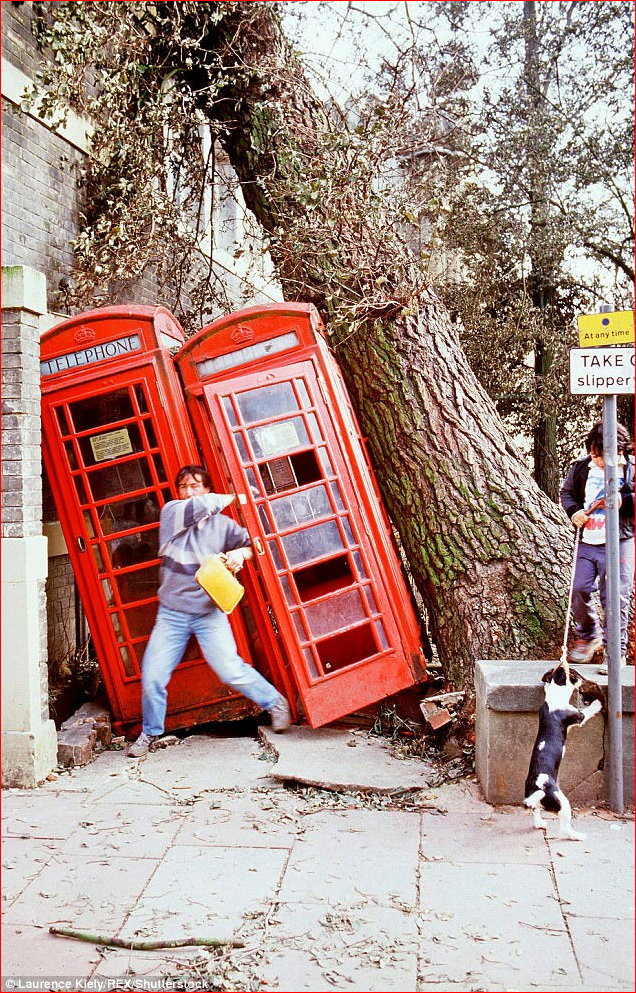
[
  {"left": 569, "top": 347, "right": 635, "bottom": 395},
  {"left": 90, "top": 428, "right": 133, "bottom": 463}
]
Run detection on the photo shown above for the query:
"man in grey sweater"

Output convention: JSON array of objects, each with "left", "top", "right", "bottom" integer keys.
[{"left": 128, "top": 465, "right": 290, "bottom": 757}]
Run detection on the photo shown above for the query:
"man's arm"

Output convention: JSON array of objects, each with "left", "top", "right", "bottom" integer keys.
[{"left": 159, "top": 492, "right": 237, "bottom": 550}]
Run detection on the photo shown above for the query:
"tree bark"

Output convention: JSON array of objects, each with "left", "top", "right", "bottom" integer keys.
[{"left": 185, "top": 1, "right": 573, "bottom": 683}]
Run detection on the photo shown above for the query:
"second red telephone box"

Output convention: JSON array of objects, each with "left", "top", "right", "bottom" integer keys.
[
  {"left": 176, "top": 303, "right": 426, "bottom": 727},
  {"left": 40, "top": 305, "right": 264, "bottom": 734}
]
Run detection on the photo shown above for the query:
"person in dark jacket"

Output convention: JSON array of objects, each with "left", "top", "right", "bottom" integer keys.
[{"left": 560, "top": 421, "right": 635, "bottom": 673}]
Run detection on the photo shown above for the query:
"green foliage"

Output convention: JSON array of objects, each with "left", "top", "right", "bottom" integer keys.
[{"left": 397, "top": 0, "right": 634, "bottom": 481}]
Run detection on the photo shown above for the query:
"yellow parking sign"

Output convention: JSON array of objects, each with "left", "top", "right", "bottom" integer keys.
[{"left": 577, "top": 310, "right": 635, "bottom": 347}]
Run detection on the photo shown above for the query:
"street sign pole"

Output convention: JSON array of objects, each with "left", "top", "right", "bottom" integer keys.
[
  {"left": 573, "top": 305, "right": 634, "bottom": 815},
  {"left": 598, "top": 307, "right": 624, "bottom": 815}
]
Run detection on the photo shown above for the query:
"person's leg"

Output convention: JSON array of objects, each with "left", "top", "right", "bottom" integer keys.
[
  {"left": 596, "top": 544, "right": 607, "bottom": 647},
  {"left": 570, "top": 543, "right": 603, "bottom": 660},
  {"left": 618, "top": 538, "right": 635, "bottom": 656},
  {"left": 192, "top": 610, "right": 281, "bottom": 711},
  {"left": 141, "top": 606, "right": 192, "bottom": 736}
]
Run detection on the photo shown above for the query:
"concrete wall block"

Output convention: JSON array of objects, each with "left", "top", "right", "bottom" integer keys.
[
  {"left": 1, "top": 266, "right": 47, "bottom": 314},
  {"left": 1, "top": 723, "right": 58, "bottom": 788},
  {"left": 1, "top": 335, "right": 38, "bottom": 355}
]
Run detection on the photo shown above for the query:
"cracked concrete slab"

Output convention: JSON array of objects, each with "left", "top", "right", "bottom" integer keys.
[{"left": 260, "top": 725, "right": 436, "bottom": 791}]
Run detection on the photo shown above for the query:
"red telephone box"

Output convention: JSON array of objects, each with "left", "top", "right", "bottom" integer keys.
[
  {"left": 176, "top": 303, "right": 426, "bottom": 727},
  {"left": 40, "top": 305, "right": 262, "bottom": 735}
]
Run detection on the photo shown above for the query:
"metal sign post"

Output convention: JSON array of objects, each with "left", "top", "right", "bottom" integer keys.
[
  {"left": 573, "top": 306, "right": 635, "bottom": 815},
  {"left": 602, "top": 391, "right": 623, "bottom": 814}
]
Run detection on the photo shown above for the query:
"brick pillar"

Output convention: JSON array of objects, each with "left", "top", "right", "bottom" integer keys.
[{"left": 1, "top": 265, "right": 58, "bottom": 787}]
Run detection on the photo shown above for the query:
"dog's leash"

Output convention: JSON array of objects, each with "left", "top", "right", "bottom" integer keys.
[{"left": 558, "top": 527, "right": 581, "bottom": 680}]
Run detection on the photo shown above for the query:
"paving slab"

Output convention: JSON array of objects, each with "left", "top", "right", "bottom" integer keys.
[
  {"left": 418, "top": 861, "right": 580, "bottom": 989},
  {"left": 566, "top": 915, "right": 635, "bottom": 991},
  {"left": 256, "top": 900, "right": 419, "bottom": 992},
  {"left": 260, "top": 725, "right": 436, "bottom": 791},
  {"left": 1, "top": 792, "right": 94, "bottom": 838},
  {"left": 279, "top": 807, "right": 420, "bottom": 907},
  {"left": 173, "top": 791, "right": 302, "bottom": 848},
  {"left": 2, "top": 837, "right": 61, "bottom": 907},
  {"left": 547, "top": 817, "right": 635, "bottom": 916},
  {"left": 3, "top": 852, "right": 160, "bottom": 930},
  {"left": 116, "top": 844, "right": 289, "bottom": 944},
  {"left": 29, "top": 749, "right": 137, "bottom": 797},
  {"left": 1, "top": 924, "right": 103, "bottom": 977},
  {"left": 124, "top": 734, "right": 278, "bottom": 796},
  {"left": 420, "top": 808, "right": 549, "bottom": 865},
  {"left": 59, "top": 802, "right": 183, "bottom": 859}
]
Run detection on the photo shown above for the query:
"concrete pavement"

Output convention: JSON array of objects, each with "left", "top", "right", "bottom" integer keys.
[{"left": 2, "top": 727, "right": 634, "bottom": 992}]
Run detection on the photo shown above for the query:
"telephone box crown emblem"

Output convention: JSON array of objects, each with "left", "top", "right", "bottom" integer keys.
[
  {"left": 73, "top": 325, "right": 96, "bottom": 345},
  {"left": 231, "top": 324, "right": 254, "bottom": 344}
]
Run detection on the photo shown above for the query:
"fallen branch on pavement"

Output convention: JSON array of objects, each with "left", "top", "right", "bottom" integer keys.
[{"left": 49, "top": 926, "right": 244, "bottom": 949}]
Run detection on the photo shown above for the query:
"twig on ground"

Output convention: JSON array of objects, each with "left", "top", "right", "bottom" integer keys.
[{"left": 49, "top": 927, "right": 244, "bottom": 950}]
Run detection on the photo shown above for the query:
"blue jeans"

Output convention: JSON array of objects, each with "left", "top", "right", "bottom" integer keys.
[
  {"left": 141, "top": 605, "right": 281, "bottom": 736},
  {"left": 572, "top": 538, "right": 635, "bottom": 654}
]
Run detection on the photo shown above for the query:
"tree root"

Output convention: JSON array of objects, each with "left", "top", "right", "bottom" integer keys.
[{"left": 49, "top": 926, "right": 244, "bottom": 950}]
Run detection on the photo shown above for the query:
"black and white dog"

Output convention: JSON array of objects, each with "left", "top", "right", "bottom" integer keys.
[{"left": 524, "top": 665, "right": 605, "bottom": 841}]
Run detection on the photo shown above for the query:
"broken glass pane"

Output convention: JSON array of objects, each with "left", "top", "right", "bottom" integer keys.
[
  {"left": 236, "top": 381, "right": 299, "bottom": 423},
  {"left": 304, "top": 588, "right": 366, "bottom": 638},
  {"left": 281, "top": 520, "right": 344, "bottom": 567},
  {"left": 270, "top": 486, "right": 331, "bottom": 530}
]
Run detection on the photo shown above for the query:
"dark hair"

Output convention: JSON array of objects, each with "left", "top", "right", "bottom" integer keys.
[
  {"left": 585, "top": 421, "right": 634, "bottom": 457},
  {"left": 175, "top": 464, "right": 212, "bottom": 489}
]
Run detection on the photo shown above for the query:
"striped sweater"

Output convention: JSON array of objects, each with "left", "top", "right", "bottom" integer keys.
[{"left": 157, "top": 493, "right": 250, "bottom": 614}]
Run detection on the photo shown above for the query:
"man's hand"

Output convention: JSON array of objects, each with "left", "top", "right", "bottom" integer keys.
[
  {"left": 572, "top": 510, "right": 588, "bottom": 528},
  {"left": 221, "top": 547, "right": 253, "bottom": 574}
]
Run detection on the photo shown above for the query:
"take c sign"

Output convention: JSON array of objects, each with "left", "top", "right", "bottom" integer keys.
[{"left": 569, "top": 347, "right": 635, "bottom": 395}]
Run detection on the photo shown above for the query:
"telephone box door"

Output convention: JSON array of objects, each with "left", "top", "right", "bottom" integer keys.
[{"left": 200, "top": 358, "right": 418, "bottom": 726}]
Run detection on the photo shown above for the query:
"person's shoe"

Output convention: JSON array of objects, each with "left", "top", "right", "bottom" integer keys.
[
  {"left": 597, "top": 654, "right": 627, "bottom": 676},
  {"left": 268, "top": 696, "right": 291, "bottom": 733},
  {"left": 568, "top": 637, "right": 603, "bottom": 664},
  {"left": 127, "top": 732, "right": 159, "bottom": 758}
]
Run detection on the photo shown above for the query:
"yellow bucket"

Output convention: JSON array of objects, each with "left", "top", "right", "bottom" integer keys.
[{"left": 195, "top": 554, "right": 245, "bottom": 614}]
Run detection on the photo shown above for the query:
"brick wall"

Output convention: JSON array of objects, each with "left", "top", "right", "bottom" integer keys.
[
  {"left": 1, "top": 1, "right": 163, "bottom": 313},
  {"left": 1, "top": 306, "right": 42, "bottom": 539},
  {"left": 45, "top": 555, "right": 77, "bottom": 668},
  {"left": 1, "top": 98, "right": 83, "bottom": 313}
]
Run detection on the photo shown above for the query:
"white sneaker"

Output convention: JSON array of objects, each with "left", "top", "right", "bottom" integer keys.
[
  {"left": 268, "top": 696, "right": 291, "bottom": 733},
  {"left": 569, "top": 637, "right": 603, "bottom": 664},
  {"left": 597, "top": 654, "right": 626, "bottom": 675},
  {"left": 127, "top": 732, "right": 159, "bottom": 757}
]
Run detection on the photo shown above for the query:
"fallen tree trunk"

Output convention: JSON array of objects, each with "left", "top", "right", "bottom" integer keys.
[{"left": 189, "top": 3, "right": 572, "bottom": 682}]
